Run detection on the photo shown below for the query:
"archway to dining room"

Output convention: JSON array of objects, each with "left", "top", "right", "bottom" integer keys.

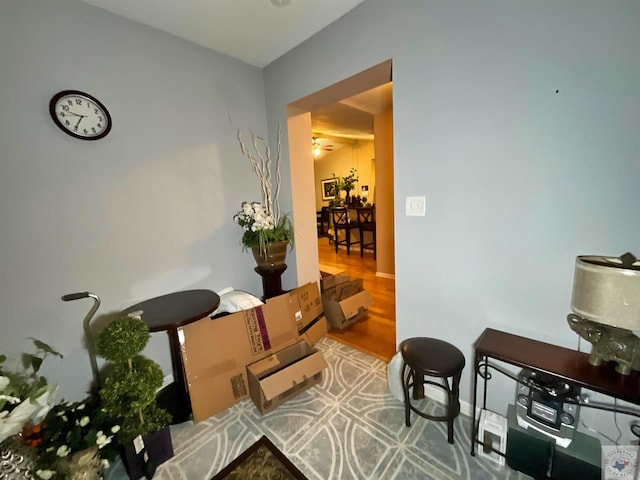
[{"left": 286, "top": 59, "right": 396, "bottom": 362}]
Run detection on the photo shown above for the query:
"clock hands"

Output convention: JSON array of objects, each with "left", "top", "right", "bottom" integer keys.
[{"left": 61, "top": 110, "right": 87, "bottom": 128}]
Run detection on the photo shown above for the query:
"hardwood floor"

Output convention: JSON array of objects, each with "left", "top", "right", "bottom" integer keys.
[{"left": 318, "top": 236, "right": 396, "bottom": 362}]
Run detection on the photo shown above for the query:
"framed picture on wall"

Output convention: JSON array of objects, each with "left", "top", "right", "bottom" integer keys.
[{"left": 321, "top": 178, "right": 338, "bottom": 200}]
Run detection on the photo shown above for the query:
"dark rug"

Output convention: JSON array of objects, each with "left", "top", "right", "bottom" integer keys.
[{"left": 210, "top": 436, "right": 308, "bottom": 480}]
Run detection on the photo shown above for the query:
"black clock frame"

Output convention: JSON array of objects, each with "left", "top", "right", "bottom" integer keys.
[{"left": 49, "top": 90, "right": 112, "bottom": 141}]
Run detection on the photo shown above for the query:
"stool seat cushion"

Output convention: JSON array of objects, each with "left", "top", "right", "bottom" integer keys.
[{"left": 400, "top": 337, "right": 465, "bottom": 377}]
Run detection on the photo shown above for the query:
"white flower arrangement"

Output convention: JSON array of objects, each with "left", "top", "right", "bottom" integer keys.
[
  {"left": 35, "top": 396, "right": 121, "bottom": 479},
  {"left": 0, "top": 378, "right": 57, "bottom": 445},
  {"left": 0, "top": 338, "right": 61, "bottom": 446}
]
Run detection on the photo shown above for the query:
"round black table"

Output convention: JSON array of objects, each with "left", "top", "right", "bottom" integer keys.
[{"left": 123, "top": 289, "right": 220, "bottom": 423}]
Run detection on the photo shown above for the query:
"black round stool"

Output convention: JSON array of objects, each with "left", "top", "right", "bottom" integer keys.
[{"left": 400, "top": 337, "right": 465, "bottom": 444}]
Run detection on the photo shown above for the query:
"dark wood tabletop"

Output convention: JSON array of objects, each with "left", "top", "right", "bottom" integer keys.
[
  {"left": 475, "top": 328, "right": 640, "bottom": 405},
  {"left": 122, "top": 289, "right": 220, "bottom": 331}
]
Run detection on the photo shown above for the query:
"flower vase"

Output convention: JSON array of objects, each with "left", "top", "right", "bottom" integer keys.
[
  {"left": 251, "top": 240, "right": 289, "bottom": 270},
  {"left": 67, "top": 446, "right": 103, "bottom": 480}
]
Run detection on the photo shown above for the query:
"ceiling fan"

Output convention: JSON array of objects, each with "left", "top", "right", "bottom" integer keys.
[{"left": 312, "top": 137, "right": 335, "bottom": 158}]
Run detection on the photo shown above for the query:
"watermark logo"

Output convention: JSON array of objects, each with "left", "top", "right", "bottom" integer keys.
[{"left": 602, "top": 446, "right": 638, "bottom": 479}]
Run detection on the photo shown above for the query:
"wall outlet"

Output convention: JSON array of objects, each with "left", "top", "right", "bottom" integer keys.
[{"left": 406, "top": 196, "right": 426, "bottom": 216}]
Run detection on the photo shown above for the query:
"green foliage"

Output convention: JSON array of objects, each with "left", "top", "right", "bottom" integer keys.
[
  {"left": 239, "top": 214, "right": 294, "bottom": 251},
  {"left": 36, "top": 395, "right": 121, "bottom": 474},
  {"left": 100, "top": 356, "right": 163, "bottom": 416},
  {"left": 328, "top": 197, "right": 344, "bottom": 208},
  {"left": 0, "top": 338, "right": 62, "bottom": 413},
  {"left": 233, "top": 201, "right": 294, "bottom": 252},
  {"left": 333, "top": 168, "right": 359, "bottom": 194},
  {"left": 96, "top": 314, "right": 149, "bottom": 362},
  {"left": 96, "top": 312, "right": 170, "bottom": 446},
  {"left": 117, "top": 404, "right": 171, "bottom": 446}
]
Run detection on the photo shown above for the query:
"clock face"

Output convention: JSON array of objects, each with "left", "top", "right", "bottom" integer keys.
[{"left": 49, "top": 90, "right": 112, "bottom": 140}]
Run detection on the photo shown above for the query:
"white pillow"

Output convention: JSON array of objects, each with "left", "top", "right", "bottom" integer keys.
[
  {"left": 211, "top": 289, "right": 264, "bottom": 317},
  {"left": 387, "top": 351, "right": 405, "bottom": 401}
]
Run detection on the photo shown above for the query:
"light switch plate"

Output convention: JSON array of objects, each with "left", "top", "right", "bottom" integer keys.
[{"left": 406, "top": 196, "right": 426, "bottom": 216}]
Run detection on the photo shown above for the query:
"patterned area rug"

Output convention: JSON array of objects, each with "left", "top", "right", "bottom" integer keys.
[
  {"left": 211, "top": 436, "right": 307, "bottom": 480},
  {"left": 107, "top": 337, "right": 529, "bottom": 479}
]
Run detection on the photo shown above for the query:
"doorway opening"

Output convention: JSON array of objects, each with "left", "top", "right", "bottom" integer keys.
[{"left": 287, "top": 60, "right": 396, "bottom": 361}]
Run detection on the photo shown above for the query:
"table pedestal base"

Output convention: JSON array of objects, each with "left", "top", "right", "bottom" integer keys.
[
  {"left": 156, "top": 382, "right": 191, "bottom": 424},
  {"left": 255, "top": 265, "right": 287, "bottom": 299}
]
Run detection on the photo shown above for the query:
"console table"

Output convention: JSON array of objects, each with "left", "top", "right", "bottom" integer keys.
[
  {"left": 123, "top": 289, "right": 220, "bottom": 423},
  {"left": 471, "top": 328, "right": 640, "bottom": 457}
]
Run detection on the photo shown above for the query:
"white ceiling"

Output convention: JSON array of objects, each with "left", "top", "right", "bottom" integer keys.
[
  {"left": 81, "top": 0, "right": 367, "bottom": 67},
  {"left": 81, "top": 0, "right": 391, "bottom": 157}
]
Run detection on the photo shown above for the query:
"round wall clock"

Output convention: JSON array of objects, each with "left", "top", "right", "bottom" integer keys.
[{"left": 49, "top": 90, "right": 112, "bottom": 140}]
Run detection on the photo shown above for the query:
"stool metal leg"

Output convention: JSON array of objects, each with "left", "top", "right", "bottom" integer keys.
[
  {"left": 413, "top": 368, "right": 425, "bottom": 400},
  {"left": 402, "top": 362, "right": 412, "bottom": 427},
  {"left": 446, "top": 369, "right": 463, "bottom": 444},
  {"left": 446, "top": 376, "right": 455, "bottom": 444}
]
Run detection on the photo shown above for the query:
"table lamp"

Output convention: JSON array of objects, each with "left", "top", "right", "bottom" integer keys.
[{"left": 567, "top": 252, "right": 640, "bottom": 375}]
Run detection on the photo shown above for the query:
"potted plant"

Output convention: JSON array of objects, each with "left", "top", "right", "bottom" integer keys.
[
  {"left": 233, "top": 201, "right": 293, "bottom": 269},
  {"left": 234, "top": 126, "right": 294, "bottom": 270},
  {"left": 0, "top": 338, "right": 61, "bottom": 478},
  {"left": 332, "top": 168, "right": 358, "bottom": 206},
  {"left": 95, "top": 311, "right": 173, "bottom": 480},
  {"left": 35, "top": 395, "right": 120, "bottom": 479}
]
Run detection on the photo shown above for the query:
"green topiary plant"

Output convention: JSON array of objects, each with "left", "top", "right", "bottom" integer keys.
[{"left": 95, "top": 311, "right": 170, "bottom": 446}]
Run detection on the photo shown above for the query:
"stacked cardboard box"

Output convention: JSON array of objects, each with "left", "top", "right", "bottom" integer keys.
[
  {"left": 179, "top": 282, "right": 329, "bottom": 421},
  {"left": 320, "top": 275, "right": 374, "bottom": 330}
]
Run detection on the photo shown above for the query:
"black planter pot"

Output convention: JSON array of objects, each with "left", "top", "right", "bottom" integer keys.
[{"left": 122, "top": 426, "right": 174, "bottom": 479}]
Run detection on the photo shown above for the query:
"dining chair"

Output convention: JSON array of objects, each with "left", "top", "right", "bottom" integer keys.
[
  {"left": 357, "top": 206, "right": 376, "bottom": 259},
  {"left": 317, "top": 207, "right": 331, "bottom": 238},
  {"left": 331, "top": 207, "right": 360, "bottom": 255}
]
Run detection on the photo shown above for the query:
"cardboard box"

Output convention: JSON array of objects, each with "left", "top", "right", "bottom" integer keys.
[
  {"left": 321, "top": 277, "right": 374, "bottom": 330},
  {"left": 289, "top": 282, "right": 328, "bottom": 345},
  {"left": 247, "top": 339, "right": 328, "bottom": 414},
  {"left": 180, "top": 293, "right": 300, "bottom": 422},
  {"left": 299, "top": 315, "right": 328, "bottom": 346},
  {"left": 320, "top": 273, "right": 351, "bottom": 292}
]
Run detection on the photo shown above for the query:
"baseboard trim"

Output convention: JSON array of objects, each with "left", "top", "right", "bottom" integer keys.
[
  {"left": 375, "top": 271, "right": 395, "bottom": 279},
  {"left": 422, "top": 384, "right": 474, "bottom": 418}
]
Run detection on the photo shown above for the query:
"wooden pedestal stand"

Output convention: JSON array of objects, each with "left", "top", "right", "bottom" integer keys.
[{"left": 255, "top": 265, "right": 287, "bottom": 299}]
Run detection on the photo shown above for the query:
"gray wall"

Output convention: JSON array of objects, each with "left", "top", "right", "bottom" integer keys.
[
  {"left": 3, "top": 0, "right": 640, "bottom": 443},
  {"left": 0, "top": 0, "right": 273, "bottom": 399},
  {"left": 264, "top": 0, "right": 640, "bottom": 440}
]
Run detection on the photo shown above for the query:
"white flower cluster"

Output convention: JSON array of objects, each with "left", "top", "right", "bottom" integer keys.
[
  {"left": 234, "top": 202, "right": 275, "bottom": 232},
  {"left": 96, "top": 425, "right": 119, "bottom": 449},
  {"left": 0, "top": 375, "right": 21, "bottom": 407},
  {"left": 35, "top": 402, "right": 121, "bottom": 479}
]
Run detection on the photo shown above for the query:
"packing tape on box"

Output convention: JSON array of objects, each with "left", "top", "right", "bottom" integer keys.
[{"left": 298, "top": 312, "right": 325, "bottom": 335}]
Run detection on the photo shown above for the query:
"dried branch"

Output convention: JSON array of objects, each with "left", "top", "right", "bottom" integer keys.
[{"left": 237, "top": 127, "right": 283, "bottom": 223}]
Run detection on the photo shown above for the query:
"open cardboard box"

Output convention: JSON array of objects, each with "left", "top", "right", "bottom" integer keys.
[
  {"left": 290, "top": 282, "right": 328, "bottom": 345},
  {"left": 321, "top": 277, "right": 373, "bottom": 330},
  {"left": 247, "top": 338, "right": 327, "bottom": 414},
  {"left": 180, "top": 282, "right": 328, "bottom": 422},
  {"left": 320, "top": 273, "right": 351, "bottom": 292}
]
